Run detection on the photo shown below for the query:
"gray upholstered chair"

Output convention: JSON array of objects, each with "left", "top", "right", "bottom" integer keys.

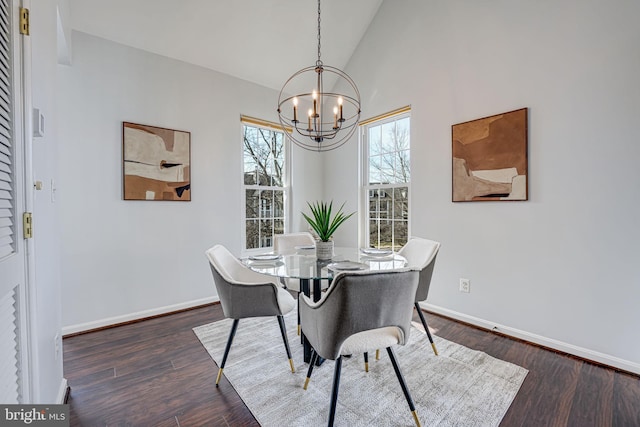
[
  {"left": 273, "top": 231, "right": 316, "bottom": 292},
  {"left": 274, "top": 231, "right": 329, "bottom": 336},
  {"left": 398, "top": 237, "right": 441, "bottom": 356},
  {"left": 299, "top": 269, "right": 422, "bottom": 427},
  {"left": 205, "top": 244, "right": 296, "bottom": 387}
]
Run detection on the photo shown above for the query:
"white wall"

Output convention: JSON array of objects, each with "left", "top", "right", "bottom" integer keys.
[
  {"left": 57, "top": 32, "right": 322, "bottom": 331},
  {"left": 55, "top": 1, "right": 640, "bottom": 373},
  {"left": 28, "top": 0, "right": 67, "bottom": 403},
  {"left": 325, "top": 0, "right": 640, "bottom": 372}
]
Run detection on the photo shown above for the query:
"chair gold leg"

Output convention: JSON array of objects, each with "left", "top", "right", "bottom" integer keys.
[
  {"left": 412, "top": 410, "right": 422, "bottom": 427},
  {"left": 388, "top": 346, "right": 420, "bottom": 427},
  {"left": 277, "top": 315, "right": 294, "bottom": 374},
  {"left": 365, "top": 362, "right": 369, "bottom": 372},
  {"left": 215, "top": 368, "right": 224, "bottom": 386},
  {"left": 375, "top": 349, "right": 380, "bottom": 360},
  {"left": 304, "top": 350, "right": 318, "bottom": 390},
  {"left": 297, "top": 324, "right": 301, "bottom": 335},
  {"left": 415, "top": 302, "right": 438, "bottom": 356},
  {"left": 217, "top": 319, "right": 239, "bottom": 387}
]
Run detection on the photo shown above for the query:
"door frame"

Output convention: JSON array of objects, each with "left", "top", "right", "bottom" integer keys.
[{"left": 12, "top": 0, "right": 35, "bottom": 403}]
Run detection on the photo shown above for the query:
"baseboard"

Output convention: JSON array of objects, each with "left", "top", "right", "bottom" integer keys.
[
  {"left": 421, "top": 302, "right": 640, "bottom": 376},
  {"left": 62, "top": 296, "right": 220, "bottom": 337},
  {"left": 57, "top": 378, "right": 68, "bottom": 404}
]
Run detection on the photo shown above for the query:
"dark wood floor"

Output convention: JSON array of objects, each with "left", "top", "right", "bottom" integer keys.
[{"left": 63, "top": 303, "right": 640, "bottom": 427}]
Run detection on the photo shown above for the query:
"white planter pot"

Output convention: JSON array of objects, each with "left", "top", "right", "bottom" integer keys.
[{"left": 315, "top": 240, "right": 334, "bottom": 260}]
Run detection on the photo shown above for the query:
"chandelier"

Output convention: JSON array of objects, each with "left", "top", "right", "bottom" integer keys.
[{"left": 277, "top": 0, "right": 361, "bottom": 152}]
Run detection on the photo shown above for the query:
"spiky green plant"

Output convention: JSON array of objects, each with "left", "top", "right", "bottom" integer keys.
[{"left": 302, "top": 201, "right": 355, "bottom": 242}]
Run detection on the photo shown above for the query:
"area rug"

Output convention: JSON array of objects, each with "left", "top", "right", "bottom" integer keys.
[{"left": 193, "top": 309, "right": 527, "bottom": 427}]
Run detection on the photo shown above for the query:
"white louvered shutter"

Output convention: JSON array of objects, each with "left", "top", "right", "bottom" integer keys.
[
  {"left": 0, "top": 287, "right": 19, "bottom": 403},
  {"left": 0, "top": 0, "right": 21, "bottom": 404},
  {"left": 0, "top": 0, "right": 14, "bottom": 260}
]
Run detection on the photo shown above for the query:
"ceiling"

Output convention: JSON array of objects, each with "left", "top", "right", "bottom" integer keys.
[{"left": 69, "top": 0, "right": 383, "bottom": 92}]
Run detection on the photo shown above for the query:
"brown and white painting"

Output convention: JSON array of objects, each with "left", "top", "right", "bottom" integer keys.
[
  {"left": 452, "top": 108, "right": 528, "bottom": 202},
  {"left": 123, "top": 122, "right": 191, "bottom": 201}
]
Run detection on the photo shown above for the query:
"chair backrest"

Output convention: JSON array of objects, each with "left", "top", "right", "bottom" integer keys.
[
  {"left": 398, "top": 237, "right": 441, "bottom": 302},
  {"left": 300, "top": 269, "right": 419, "bottom": 360},
  {"left": 273, "top": 232, "right": 316, "bottom": 255},
  {"left": 205, "top": 244, "right": 281, "bottom": 319}
]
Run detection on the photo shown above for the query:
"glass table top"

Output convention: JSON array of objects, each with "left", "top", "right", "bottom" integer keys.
[{"left": 243, "top": 247, "right": 407, "bottom": 280}]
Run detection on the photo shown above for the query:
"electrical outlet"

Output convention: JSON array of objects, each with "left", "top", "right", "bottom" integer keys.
[{"left": 459, "top": 278, "right": 471, "bottom": 293}]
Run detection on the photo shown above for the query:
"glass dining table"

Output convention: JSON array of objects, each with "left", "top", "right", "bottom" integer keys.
[{"left": 243, "top": 246, "right": 408, "bottom": 364}]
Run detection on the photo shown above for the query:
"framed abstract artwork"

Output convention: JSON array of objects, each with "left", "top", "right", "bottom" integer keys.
[
  {"left": 452, "top": 108, "right": 528, "bottom": 202},
  {"left": 122, "top": 122, "right": 191, "bottom": 201}
]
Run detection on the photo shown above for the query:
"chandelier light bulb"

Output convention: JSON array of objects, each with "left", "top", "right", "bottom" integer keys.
[{"left": 312, "top": 90, "right": 318, "bottom": 117}]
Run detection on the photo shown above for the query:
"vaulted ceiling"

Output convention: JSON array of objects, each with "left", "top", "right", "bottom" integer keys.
[{"left": 69, "top": 0, "right": 383, "bottom": 91}]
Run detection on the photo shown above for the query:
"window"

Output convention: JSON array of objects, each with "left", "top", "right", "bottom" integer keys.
[
  {"left": 242, "top": 117, "right": 288, "bottom": 251},
  {"left": 361, "top": 108, "right": 410, "bottom": 251}
]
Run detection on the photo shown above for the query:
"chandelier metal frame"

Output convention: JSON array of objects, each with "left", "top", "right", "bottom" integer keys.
[{"left": 277, "top": 0, "right": 361, "bottom": 152}]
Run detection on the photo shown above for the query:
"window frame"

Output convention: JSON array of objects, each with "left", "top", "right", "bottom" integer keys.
[
  {"left": 359, "top": 107, "right": 411, "bottom": 251},
  {"left": 240, "top": 116, "right": 290, "bottom": 254}
]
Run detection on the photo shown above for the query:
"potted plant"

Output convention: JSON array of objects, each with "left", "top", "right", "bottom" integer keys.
[{"left": 302, "top": 201, "right": 355, "bottom": 260}]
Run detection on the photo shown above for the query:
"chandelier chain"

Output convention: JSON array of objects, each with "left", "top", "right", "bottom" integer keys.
[{"left": 317, "top": 0, "right": 322, "bottom": 65}]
